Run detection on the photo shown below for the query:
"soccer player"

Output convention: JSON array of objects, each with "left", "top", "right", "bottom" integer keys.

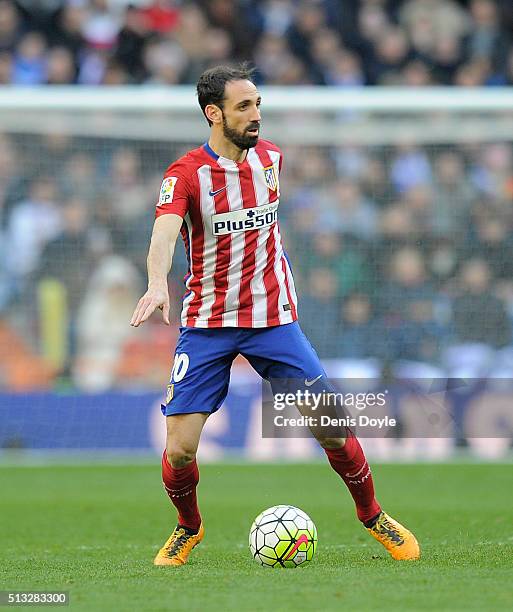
[{"left": 130, "top": 65, "right": 420, "bottom": 565}]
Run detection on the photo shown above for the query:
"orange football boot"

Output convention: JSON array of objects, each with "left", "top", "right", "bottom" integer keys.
[
  {"left": 366, "top": 511, "right": 420, "bottom": 560},
  {"left": 154, "top": 523, "right": 204, "bottom": 566}
]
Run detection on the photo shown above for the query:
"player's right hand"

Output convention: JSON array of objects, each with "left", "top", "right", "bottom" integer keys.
[{"left": 130, "top": 285, "right": 170, "bottom": 327}]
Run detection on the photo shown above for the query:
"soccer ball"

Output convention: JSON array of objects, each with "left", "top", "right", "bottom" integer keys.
[{"left": 249, "top": 504, "right": 317, "bottom": 568}]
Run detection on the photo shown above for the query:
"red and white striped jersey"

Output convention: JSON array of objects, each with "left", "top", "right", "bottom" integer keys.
[{"left": 155, "top": 139, "right": 298, "bottom": 328}]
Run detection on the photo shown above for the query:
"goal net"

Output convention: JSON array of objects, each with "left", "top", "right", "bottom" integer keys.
[{"left": 1, "top": 87, "right": 512, "bottom": 459}]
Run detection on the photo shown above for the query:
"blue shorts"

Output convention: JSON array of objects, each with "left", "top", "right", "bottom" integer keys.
[{"left": 161, "top": 322, "right": 326, "bottom": 416}]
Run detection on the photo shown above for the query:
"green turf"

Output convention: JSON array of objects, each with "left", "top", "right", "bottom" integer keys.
[{"left": 0, "top": 462, "right": 512, "bottom": 611}]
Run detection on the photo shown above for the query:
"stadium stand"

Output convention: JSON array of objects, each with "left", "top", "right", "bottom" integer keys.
[{"left": 1, "top": 0, "right": 513, "bottom": 389}]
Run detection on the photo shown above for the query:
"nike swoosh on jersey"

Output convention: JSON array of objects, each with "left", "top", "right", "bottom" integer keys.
[
  {"left": 209, "top": 186, "right": 227, "bottom": 197},
  {"left": 304, "top": 374, "right": 323, "bottom": 387}
]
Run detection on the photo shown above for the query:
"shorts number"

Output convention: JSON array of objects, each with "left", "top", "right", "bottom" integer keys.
[{"left": 171, "top": 353, "right": 189, "bottom": 383}]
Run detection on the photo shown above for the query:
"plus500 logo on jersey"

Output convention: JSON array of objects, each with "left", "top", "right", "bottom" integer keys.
[{"left": 211, "top": 201, "right": 279, "bottom": 235}]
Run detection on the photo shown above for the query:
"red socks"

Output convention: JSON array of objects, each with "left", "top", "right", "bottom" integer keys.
[
  {"left": 324, "top": 434, "right": 381, "bottom": 524},
  {"left": 161, "top": 450, "right": 201, "bottom": 531},
  {"left": 160, "top": 436, "right": 378, "bottom": 530}
]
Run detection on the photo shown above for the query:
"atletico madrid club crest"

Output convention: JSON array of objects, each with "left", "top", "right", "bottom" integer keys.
[
  {"left": 263, "top": 164, "right": 278, "bottom": 191},
  {"left": 166, "top": 383, "right": 174, "bottom": 404}
]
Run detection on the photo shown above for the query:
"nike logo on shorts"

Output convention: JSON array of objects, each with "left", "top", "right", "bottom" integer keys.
[{"left": 304, "top": 374, "right": 323, "bottom": 387}]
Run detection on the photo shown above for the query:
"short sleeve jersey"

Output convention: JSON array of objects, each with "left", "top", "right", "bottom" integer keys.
[{"left": 155, "top": 139, "right": 297, "bottom": 328}]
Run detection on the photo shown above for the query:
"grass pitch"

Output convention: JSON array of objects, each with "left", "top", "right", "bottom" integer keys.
[{"left": 0, "top": 462, "right": 512, "bottom": 611}]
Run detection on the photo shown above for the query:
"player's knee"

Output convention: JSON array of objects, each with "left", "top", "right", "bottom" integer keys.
[
  {"left": 166, "top": 445, "right": 196, "bottom": 468},
  {"left": 317, "top": 437, "right": 346, "bottom": 450}
]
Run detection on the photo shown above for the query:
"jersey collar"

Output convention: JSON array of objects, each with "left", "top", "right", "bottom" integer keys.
[
  {"left": 203, "top": 142, "right": 252, "bottom": 165},
  {"left": 203, "top": 142, "right": 219, "bottom": 160}
]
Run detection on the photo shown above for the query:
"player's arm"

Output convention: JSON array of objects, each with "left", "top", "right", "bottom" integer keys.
[{"left": 130, "top": 213, "right": 183, "bottom": 327}]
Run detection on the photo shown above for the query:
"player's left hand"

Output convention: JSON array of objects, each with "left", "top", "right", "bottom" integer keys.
[{"left": 130, "top": 286, "right": 170, "bottom": 327}]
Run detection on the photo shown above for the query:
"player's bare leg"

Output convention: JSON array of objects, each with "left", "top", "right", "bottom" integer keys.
[
  {"left": 308, "top": 424, "right": 420, "bottom": 561},
  {"left": 154, "top": 413, "right": 208, "bottom": 566}
]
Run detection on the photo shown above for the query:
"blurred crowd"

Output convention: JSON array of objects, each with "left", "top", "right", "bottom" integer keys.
[
  {"left": 0, "top": 0, "right": 513, "bottom": 86},
  {"left": 282, "top": 140, "right": 513, "bottom": 372},
  {"left": 1, "top": 132, "right": 513, "bottom": 390},
  {"left": 1, "top": 0, "right": 513, "bottom": 391}
]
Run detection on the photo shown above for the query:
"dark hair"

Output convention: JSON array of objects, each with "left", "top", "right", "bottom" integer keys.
[{"left": 197, "top": 63, "right": 255, "bottom": 126}]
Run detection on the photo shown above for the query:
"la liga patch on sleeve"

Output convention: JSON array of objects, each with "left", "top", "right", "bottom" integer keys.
[{"left": 158, "top": 176, "right": 178, "bottom": 205}]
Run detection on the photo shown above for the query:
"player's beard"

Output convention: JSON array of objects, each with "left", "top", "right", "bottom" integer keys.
[{"left": 222, "top": 114, "right": 259, "bottom": 150}]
